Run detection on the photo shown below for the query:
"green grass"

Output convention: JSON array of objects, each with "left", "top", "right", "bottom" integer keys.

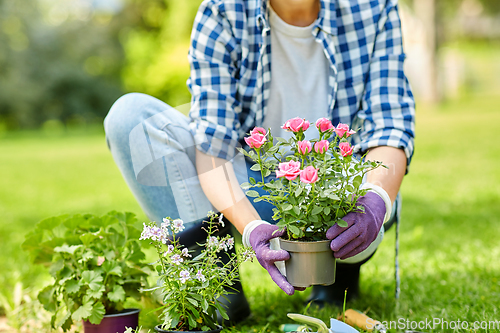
[{"left": 1, "top": 94, "right": 500, "bottom": 332}]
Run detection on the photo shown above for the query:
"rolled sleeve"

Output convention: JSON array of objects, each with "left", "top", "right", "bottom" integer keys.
[
  {"left": 187, "top": 1, "right": 242, "bottom": 160},
  {"left": 355, "top": 2, "right": 416, "bottom": 171}
]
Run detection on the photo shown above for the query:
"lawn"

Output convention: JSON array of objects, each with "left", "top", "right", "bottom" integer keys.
[{"left": 1, "top": 93, "right": 499, "bottom": 332}]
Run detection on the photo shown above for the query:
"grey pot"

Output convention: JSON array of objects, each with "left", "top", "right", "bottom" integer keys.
[{"left": 279, "top": 238, "right": 336, "bottom": 288}]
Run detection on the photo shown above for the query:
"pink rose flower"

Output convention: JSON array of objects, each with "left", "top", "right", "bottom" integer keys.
[
  {"left": 300, "top": 166, "right": 319, "bottom": 184},
  {"left": 339, "top": 142, "right": 353, "bottom": 157},
  {"left": 334, "top": 123, "right": 350, "bottom": 138},
  {"left": 244, "top": 132, "right": 267, "bottom": 149},
  {"left": 346, "top": 129, "right": 356, "bottom": 138},
  {"left": 297, "top": 140, "right": 312, "bottom": 155},
  {"left": 315, "top": 118, "right": 334, "bottom": 132},
  {"left": 251, "top": 127, "right": 267, "bottom": 136},
  {"left": 314, "top": 140, "right": 330, "bottom": 154},
  {"left": 276, "top": 161, "right": 301, "bottom": 181},
  {"left": 282, "top": 117, "right": 310, "bottom": 132}
]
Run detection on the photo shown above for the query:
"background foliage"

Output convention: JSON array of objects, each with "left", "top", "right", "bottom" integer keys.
[{"left": 1, "top": 0, "right": 500, "bottom": 331}]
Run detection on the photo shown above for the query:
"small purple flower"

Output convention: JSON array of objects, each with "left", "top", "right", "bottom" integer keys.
[
  {"left": 179, "top": 270, "right": 190, "bottom": 284},
  {"left": 207, "top": 236, "right": 218, "bottom": 249},
  {"left": 226, "top": 237, "right": 234, "bottom": 250},
  {"left": 171, "top": 254, "right": 183, "bottom": 265},
  {"left": 196, "top": 270, "right": 206, "bottom": 282},
  {"left": 163, "top": 245, "right": 175, "bottom": 257},
  {"left": 140, "top": 223, "right": 167, "bottom": 243},
  {"left": 172, "top": 219, "right": 185, "bottom": 233},
  {"left": 181, "top": 248, "right": 192, "bottom": 258},
  {"left": 161, "top": 218, "right": 171, "bottom": 228},
  {"left": 240, "top": 249, "right": 255, "bottom": 263}
]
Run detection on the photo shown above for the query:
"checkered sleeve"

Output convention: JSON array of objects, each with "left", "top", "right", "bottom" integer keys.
[
  {"left": 187, "top": 1, "right": 241, "bottom": 160},
  {"left": 356, "top": 0, "right": 416, "bottom": 170}
]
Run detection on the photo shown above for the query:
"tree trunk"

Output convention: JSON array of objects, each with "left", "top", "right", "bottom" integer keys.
[{"left": 413, "top": 0, "right": 440, "bottom": 103}]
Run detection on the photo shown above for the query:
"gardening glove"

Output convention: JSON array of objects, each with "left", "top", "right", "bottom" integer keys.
[
  {"left": 243, "top": 221, "right": 300, "bottom": 295},
  {"left": 326, "top": 183, "right": 392, "bottom": 260}
]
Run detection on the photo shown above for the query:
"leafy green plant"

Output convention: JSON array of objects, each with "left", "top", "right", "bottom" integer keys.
[
  {"left": 239, "top": 118, "right": 385, "bottom": 241},
  {"left": 140, "top": 212, "right": 255, "bottom": 331},
  {"left": 22, "top": 211, "right": 150, "bottom": 331}
]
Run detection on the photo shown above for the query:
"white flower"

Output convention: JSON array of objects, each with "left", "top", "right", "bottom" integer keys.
[
  {"left": 218, "top": 213, "right": 225, "bottom": 227},
  {"left": 181, "top": 248, "right": 192, "bottom": 258},
  {"left": 172, "top": 219, "right": 185, "bottom": 233},
  {"left": 207, "top": 236, "right": 218, "bottom": 249},
  {"left": 196, "top": 269, "right": 206, "bottom": 282},
  {"left": 161, "top": 217, "right": 171, "bottom": 228},
  {"left": 171, "top": 254, "right": 183, "bottom": 265},
  {"left": 179, "top": 270, "right": 190, "bottom": 284},
  {"left": 226, "top": 237, "right": 234, "bottom": 250},
  {"left": 163, "top": 245, "right": 175, "bottom": 256},
  {"left": 140, "top": 223, "right": 167, "bottom": 243}
]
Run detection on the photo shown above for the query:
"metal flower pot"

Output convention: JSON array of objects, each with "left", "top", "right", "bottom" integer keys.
[
  {"left": 83, "top": 308, "right": 139, "bottom": 333},
  {"left": 154, "top": 324, "right": 223, "bottom": 333},
  {"left": 279, "top": 238, "right": 336, "bottom": 288}
]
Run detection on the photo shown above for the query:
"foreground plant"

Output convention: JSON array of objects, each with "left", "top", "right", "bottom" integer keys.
[
  {"left": 140, "top": 212, "right": 254, "bottom": 332},
  {"left": 22, "top": 211, "right": 150, "bottom": 331},
  {"left": 239, "top": 117, "right": 385, "bottom": 241}
]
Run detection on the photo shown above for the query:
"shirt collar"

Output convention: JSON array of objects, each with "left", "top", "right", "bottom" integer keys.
[{"left": 257, "top": 0, "right": 337, "bottom": 36}]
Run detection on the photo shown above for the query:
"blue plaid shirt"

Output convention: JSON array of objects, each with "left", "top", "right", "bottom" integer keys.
[{"left": 187, "top": 0, "right": 415, "bottom": 168}]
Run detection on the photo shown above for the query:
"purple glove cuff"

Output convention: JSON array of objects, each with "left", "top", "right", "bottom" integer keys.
[{"left": 326, "top": 192, "right": 386, "bottom": 259}]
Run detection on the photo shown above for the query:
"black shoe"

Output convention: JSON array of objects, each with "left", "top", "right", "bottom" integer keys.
[{"left": 306, "top": 263, "right": 361, "bottom": 307}]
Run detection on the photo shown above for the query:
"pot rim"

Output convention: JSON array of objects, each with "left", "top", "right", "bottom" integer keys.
[
  {"left": 103, "top": 308, "right": 140, "bottom": 318},
  {"left": 154, "top": 324, "right": 223, "bottom": 333},
  {"left": 278, "top": 237, "right": 332, "bottom": 252}
]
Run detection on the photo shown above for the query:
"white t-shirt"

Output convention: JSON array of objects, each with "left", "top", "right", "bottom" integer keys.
[{"left": 262, "top": 4, "right": 330, "bottom": 141}]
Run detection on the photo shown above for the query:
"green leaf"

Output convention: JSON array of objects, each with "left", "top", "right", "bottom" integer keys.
[
  {"left": 86, "top": 286, "right": 104, "bottom": 299},
  {"left": 54, "top": 244, "right": 82, "bottom": 255},
  {"left": 263, "top": 169, "right": 271, "bottom": 177},
  {"left": 214, "top": 302, "right": 229, "bottom": 320},
  {"left": 240, "top": 182, "right": 252, "bottom": 190},
  {"left": 328, "top": 193, "right": 341, "bottom": 200},
  {"left": 65, "top": 280, "right": 81, "bottom": 294},
  {"left": 103, "top": 261, "right": 122, "bottom": 276},
  {"left": 187, "top": 297, "right": 198, "bottom": 307},
  {"left": 246, "top": 190, "right": 260, "bottom": 198},
  {"left": 108, "top": 285, "right": 126, "bottom": 303},
  {"left": 81, "top": 271, "right": 103, "bottom": 291},
  {"left": 353, "top": 175, "right": 363, "bottom": 188},
  {"left": 38, "top": 285, "right": 56, "bottom": 312},
  {"left": 294, "top": 187, "right": 303, "bottom": 197},
  {"left": 282, "top": 204, "right": 293, "bottom": 211},
  {"left": 312, "top": 206, "right": 323, "bottom": 215},
  {"left": 324, "top": 206, "right": 331, "bottom": 215},
  {"left": 250, "top": 164, "right": 261, "bottom": 171},
  {"left": 71, "top": 302, "right": 93, "bottom": 321},
  {"left": 337, "top": 219, "right": 348, "bottom": 228},
  {"left": 288, "top": 225, "right": 301, "bottom": 236},
  {"left": 249, "top": 177, "right": 256, "bottom": 185},
  {"left": 88, "top": 302, "right": 106, "bottom": 325},
  {"left": 292, "top": 206, "right": 300, "bottom": 216}
]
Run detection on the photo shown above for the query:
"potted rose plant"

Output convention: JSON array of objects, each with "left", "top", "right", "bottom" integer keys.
[
  {"left": 140, "top": 212, "right": 254, "bottom": 333},
  {"left": 238, "top": 117, "right": 385, "bottom": 287},
  {"left": 22, "top": 211, "right": 150, "bottom": 332}
]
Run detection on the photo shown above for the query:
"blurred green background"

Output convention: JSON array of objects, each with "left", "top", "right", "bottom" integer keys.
[{"left": 1, "top": 0, "right": 500, "bottom": 331}]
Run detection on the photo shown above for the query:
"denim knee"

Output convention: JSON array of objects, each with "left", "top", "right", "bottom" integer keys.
[{"left": 104, "top": 92, "right": 161, "bottom": 151}]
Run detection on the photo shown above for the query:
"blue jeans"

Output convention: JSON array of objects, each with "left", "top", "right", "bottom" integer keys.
[{"left": 104, "top": 93, "right": 276, "bottom": 229}]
